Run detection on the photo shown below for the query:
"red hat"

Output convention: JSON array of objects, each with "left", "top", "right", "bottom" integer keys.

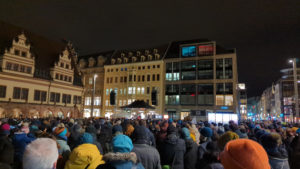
[{"left": 220, "top": 139, "right": 270, "bottom": 169}]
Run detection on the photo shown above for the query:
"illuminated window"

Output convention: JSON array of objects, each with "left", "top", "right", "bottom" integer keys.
[
  {"left": 95, "top": 97, "right": 101, "bottom": 106},
  {"left": 85, "top": 97, "right": 91, "bottom": 105},
  {"left": 141, "top": 87, "right": 145, "bottom": 94},
  {"left": 133, "top": 87, "right": 136, "bottom": 94},
  {"left": 120, "top": 89, "right": 123, "bottom": 95},
  {"left": 137, "top": 87, "right": 141, "bottom": 94},
  {"left": 128, "top": 99, "right": 132, "bottom": 105},
  {"left": 181, "top": 46, "right": 196, "bottom": 57},
  {"left": 128, "top": 87, "right": 132, "bottom": 94},
  {"left": 225, "top": 95, "right": 233, "bottom": 106},
  {"left": 198, "top": 44, "right": 214, "bottom": 56},
  {"left": 216, "top": 95, "right": 224, "bottom": 106},
  {"left": 124, "top": 88, "right": 127, "bottom": 95},
  {"left": 166, "top": 73, "right": 172, "bottom": 81},
  {"left": 123, "top": 100, "right": 126, "bottom": 105},
  {"left": 105, "top": 100, "right": 109, "bottom": 106}
]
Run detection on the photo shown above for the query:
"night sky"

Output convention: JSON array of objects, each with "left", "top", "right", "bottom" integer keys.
[{"left": 1, "top": 0, "right": 300, "bottom": 97}]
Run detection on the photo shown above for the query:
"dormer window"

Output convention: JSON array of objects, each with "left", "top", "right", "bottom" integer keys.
[
  {"left": 145, "top": 50, "right": 150, "bottom": 55},
  {"left": 153, "top": 49, "right": 158, "bottom": 54},
  {"left": 121, "top": 53, "right": 125, "bottom": 57},
  {"left": 141, "top": 55, "right": 145, "bottom": 62},
  {"left": 124, "top": 57, "right": 128, "bottom": 63},
  {"left": 117, "top": 58, "right": 122, "bottom": 64},
  {"left": 79, "top": 59, "right": 86, "bottom": 68},
  {"left": 137, "top": 51, "right": 141, "bottom": 56},
  {"left": 14, "top": 49, "right": 20, "bottom": 56},
  {"left": 111, "top": 59, "right": 116, "bottom": 64},
  {"left": 98, "top": 55, "right": 105, "bottom": 66},
  {"left": 88, "top": 57, "right": 95, "bottom": 67},
  {"left": 148, "top": 55, "right": 152, "bottom": 61},
  {"left": 155, "top": 54, "right": 160, "bottom": 60},
  {"left": 128, "top": 52, "right": 133, "bottom": 57},
  {"left": 132, "top": 57, "right": 137, "bottom": 62}
]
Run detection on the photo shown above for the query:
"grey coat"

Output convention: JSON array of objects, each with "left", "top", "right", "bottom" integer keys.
[{"left": 132, "top": 144, "right": 161, "bottom": 169}]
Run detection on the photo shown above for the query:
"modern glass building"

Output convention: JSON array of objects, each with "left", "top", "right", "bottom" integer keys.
[{"left": 163, "top": 39, "right": 238, "bottom": 120}]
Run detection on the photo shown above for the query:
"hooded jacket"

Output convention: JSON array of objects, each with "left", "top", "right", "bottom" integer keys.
[
  {"left": 132, "top": 143, "right": 161, "bottom": 169},
  {"left": 64, "top": 144, "right": 105, "bottom": 169},
  {"left": 12, "top": 132, "right": 35, "bottom": 162},
  {"left": 159, "top": 133, "right": 186, "bottom": 169},
  {"left": 184, "top": 139, "right": 198, "bottom": 169},
  {"left": 98, "top": 152, "right": 145, "bottom": 169}
]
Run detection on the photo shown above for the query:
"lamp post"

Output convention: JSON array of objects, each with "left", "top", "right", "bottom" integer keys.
[
  {"left": 91, "top": 74, "right": 98, "bottom": 118},
  {"left": 289, "top": 58, "right": 299, "bottom": 123}
]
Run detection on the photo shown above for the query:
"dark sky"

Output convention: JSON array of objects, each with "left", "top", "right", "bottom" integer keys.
[{"left": 1, "top": 0, "right": 300, "bottom": 97}]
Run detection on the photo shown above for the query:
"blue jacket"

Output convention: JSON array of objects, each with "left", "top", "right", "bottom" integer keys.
[{"left": 12, "top": 132, "right": 35, "bottom": 162}]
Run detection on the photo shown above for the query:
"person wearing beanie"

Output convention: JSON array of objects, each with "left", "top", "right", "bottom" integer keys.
[
  {"left": 0, "top": 123, "right": 14, "bottom": 168},
  {"left": 99, "top": 134, "right": 145, "bottom": 169},
  {"left": 220, "top": 139, "right": 271, "bottom": 169},
  {"left": 64, "top": 143, "right": 105, "bottom": 169},
  {"left": 53, "top": 127, "right": 70, "bottom": 156},
  {"left": 218, "top": 131, "right": 239, "bottom": 150},
  {"left": 86, "top": 125, "right": 104, "bottom": 155},
  {"left": 132, "top": 126, "right": 161, "bottom": 169},
  {"left": 181, "top": 127, "right": 198, "bottom": 169},
  {"left": 198, "top": 127, "right": 215, "bottom": 161},
  {"left": 112, "top": 125, "right": 123, "bottom": 136},
  {"left": 260, "top": 133, "right": 290, "bottom": 169},
  {"left": 0, "top": 123, "right": 10, "bottom": 136},
  {"left": 158, "top": 125, "right": 186, "bottom": 169},
  {"left": 12, "top": 125, "right": 35, "bottom": 168}
]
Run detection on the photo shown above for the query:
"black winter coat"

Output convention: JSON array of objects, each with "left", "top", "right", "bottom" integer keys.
[
  {"left": 158, "top": 134, "right": 186, "bottom": 169},
  {"left": 184, "top": 139, "right": 198, "bottom": 169}
]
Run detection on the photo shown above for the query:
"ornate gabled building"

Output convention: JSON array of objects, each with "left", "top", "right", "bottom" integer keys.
[{"left": 0, "top": 21, "right": 84, "bottom": 118}]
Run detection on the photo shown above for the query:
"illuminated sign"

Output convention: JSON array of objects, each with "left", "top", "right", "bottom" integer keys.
[{"left": 221, "top": 106, "right": 228, "bottom": 110}]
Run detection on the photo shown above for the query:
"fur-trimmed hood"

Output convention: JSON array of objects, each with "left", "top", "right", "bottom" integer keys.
[{"left": 103, "top": 152, "right": 138, "bottom": 164}]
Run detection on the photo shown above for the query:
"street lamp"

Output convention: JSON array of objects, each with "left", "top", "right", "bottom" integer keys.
[
  {"left": 91, "top": 74, "right": 98, "bottom": 117},
  {"left": 289, "top": 58, "right": 299, "bottom": 123}
]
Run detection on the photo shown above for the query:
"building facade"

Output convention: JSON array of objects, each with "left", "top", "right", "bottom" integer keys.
[
  {"left": 163, "top": 40, "right": 238, "bottom": 120},
  {"left": 102, "top": 47, "right": 166, "bottom": 118},
  {"left": 0, "top": 21, "right": 84, "bottom": 118},
  {"left": 237, "top": 83, "right": 247, "bottom": 120},
  {"left": 78, "top": 51, "right": 114, "bottom": 117}
]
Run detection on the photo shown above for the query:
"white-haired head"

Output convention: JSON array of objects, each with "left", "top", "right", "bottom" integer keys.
[{"left": 23, "top": 138, "right": 58, "bottom": 169}]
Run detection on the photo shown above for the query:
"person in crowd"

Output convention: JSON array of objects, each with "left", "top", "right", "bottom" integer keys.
[
  {"left": 181, "top": 127, "right": 198, "bottom": 169},
  {"left": 13, "top": 123, "right": 35, "bottom": 168},
  {"left": 125, "top": 123, "right": 135, "bottom": 137},
  {"left": 217, "top": 131, "right": 239, "bottom": 150},
  {"left": 260, "top": 132, "right": 290, "bottom": 169},
  {"left": 64, "top": 139, "right": 105, "bottom": 169},
  {"left": 198, "top": 127, "right": 213, "bottom": 159},
  {"left": 139, "top": 120, "right": 156, "bottom": 147},
  {"left": 23, "top": 138, "right": 58, "bottom": 169},
  {"left": 112, "top": 124, "right": 123, "bottom": 137},
  {"left": 0, "top": 123, "right": 14, "bottom": 168},
  {"left": 159, "top": 124, "right": 186, "bottom": 169},
  {"left": 53, "top": 124, "right": 71, "bottom": 156},
  {"left": 99, "top": 134, "right": 145, "bottom": 169},
  {"left": 68, "top": 123, "right": 82, "bottom": 149},
  {"left": 86, "top": 125, "right": 104, "bottom": 154},
  {"left": 132, "top": 126, "right": 161, "bottom": 169},
  {"left": 220, "top": 139, "right": 271, "bottom": 169}
]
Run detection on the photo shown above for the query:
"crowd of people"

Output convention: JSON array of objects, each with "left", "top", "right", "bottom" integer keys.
[{"left": 0, "top": 117, "right": 300, "bottom": 169}]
